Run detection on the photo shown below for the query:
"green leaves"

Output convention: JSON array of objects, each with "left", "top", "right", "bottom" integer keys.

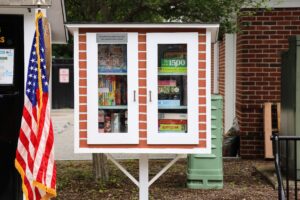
[
  {"left": 65, "top": 0, "right": 269, "bottom": 33},
  {"left": 54, "top": 0, "right": 270, "bottom": 58}
]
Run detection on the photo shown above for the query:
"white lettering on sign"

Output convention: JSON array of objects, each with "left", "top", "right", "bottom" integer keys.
[
  {"left": 59, "top": 68, "right": 69, "bottom": 83},
  {"left": 96, "top": 33, "right": 128, "bottom": 44},
  {"left": 0, "top": 49, "right": 14, "bottom": 85}
]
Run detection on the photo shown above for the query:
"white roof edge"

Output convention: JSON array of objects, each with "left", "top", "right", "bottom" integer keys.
[
  {"left": 66, "top": 23, "right": 219, "bottom": 27},
  {"left": 66, "top": 23, "right": 219, "bottom": 31}
]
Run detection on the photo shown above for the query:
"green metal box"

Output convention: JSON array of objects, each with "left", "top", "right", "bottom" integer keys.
[{"left": 187, "top": 95, "right": 223, "bottom": 189}]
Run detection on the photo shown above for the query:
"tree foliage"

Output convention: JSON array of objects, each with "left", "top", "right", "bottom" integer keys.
[{"left": 54, "top": 0, "right": 270, "bottom": 58}]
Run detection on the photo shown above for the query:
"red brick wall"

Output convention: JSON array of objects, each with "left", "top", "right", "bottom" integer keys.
[{"left": 237, "top": 8, "right": 300, "bottom": 158}]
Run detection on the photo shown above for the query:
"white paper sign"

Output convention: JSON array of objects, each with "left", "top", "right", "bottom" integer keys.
[
  {"left": 0, "top": 49, "right": 14, "bottom": 85},
  {"left": 59, "top": 68, "right": 69, "bottom": 83}
]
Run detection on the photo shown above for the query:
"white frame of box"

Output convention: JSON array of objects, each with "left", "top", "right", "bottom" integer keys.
[
  {"left": 146, "top": 32, "right": 199, "bottom": 144},
  {"left": 86, "top": 32, "right": 139, "bottom": 144}
]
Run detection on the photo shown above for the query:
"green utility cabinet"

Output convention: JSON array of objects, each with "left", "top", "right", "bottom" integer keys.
[
  {"left": 281, "top": 36, "right": 300, "bottom": 179},
  {"left": 187, "top": 95, "right": 223, "bottom": 189}
]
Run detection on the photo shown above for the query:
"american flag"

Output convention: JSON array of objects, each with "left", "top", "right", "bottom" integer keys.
[{"left": 15, "top": 12, "right": 56, "bottom": 200}]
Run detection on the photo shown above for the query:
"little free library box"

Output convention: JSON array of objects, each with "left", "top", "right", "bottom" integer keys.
[{"left": 67, "top": 23, "right": 219, "bottom": 154}]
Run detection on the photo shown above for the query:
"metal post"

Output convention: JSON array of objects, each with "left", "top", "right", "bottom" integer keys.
[
  {"left": 274, "top": 136, "right": 286, "bottom": 200},
  {"left": 294, "top": 140, "right": 298, "bottom": 200},
  {"left": 139, "top": 154, "right": 149, "bottom": 200},
  {"left": 286, "top": 140, "right": 289, "bottom": 200}
]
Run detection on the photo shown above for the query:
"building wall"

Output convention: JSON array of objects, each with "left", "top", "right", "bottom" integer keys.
[
  {"left": 218, "top": 39, "right": 225, "bottom": 98},
  {"left": 237, "top": 8, "right": 300, "bottom": 158}
]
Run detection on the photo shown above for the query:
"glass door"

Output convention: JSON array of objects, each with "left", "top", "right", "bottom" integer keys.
[
  {"left": 86, "top": 32, "right": 139, "bottom": 144},
  {"left": 147, "top": 33, "right": 199, "bottom": 144},
  {"left": 98, "top": 44, "right": 128, "bottom": 134}
]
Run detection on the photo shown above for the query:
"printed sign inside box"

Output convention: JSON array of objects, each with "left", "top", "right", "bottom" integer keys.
[{"left": 98, "top": 44, "right": 127, "bottom": 73}]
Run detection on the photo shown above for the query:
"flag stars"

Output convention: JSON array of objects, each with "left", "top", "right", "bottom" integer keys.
[{"left": 25, "top": 23, "right": 49, "bottom": 103}]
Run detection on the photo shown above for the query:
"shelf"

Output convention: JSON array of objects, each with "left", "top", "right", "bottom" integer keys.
[
  {"left": 99, "top": 105, "right": 128, "bottom": 109},
  {"left": 98, "top": 72, "right": 127, "bottom": 75},
  {"left": 158, "top": 106, "right": 187, "bottom": 110},
  {"left": 158, "top": 72, "right": 187, "bottom": 76}
]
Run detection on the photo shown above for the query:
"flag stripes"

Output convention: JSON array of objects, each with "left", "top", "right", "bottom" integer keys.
[{"left": 15, "top": 11, "right": 56, "bottom": 200}]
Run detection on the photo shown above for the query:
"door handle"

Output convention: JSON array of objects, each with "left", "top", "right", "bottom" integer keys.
[
  {"left": 149, "top": 90, "right": 152, "bottom": 102},
  {"left": 133, "top": 90, "right": 136, "bottom": 102}
]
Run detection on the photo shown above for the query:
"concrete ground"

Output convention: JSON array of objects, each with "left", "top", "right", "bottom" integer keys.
[
  {"left": 52, "top": 109, "right": 92, "bottom": 160},
  {"left": 254, "top": 161, "right": 300, "bottom": 190}
]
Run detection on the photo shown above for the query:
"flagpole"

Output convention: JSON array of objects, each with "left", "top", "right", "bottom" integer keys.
[{"left": 35, "top": 10, "right": 43, "bottom": 123}]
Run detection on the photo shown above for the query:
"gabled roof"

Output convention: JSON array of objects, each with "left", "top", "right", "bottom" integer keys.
[
  {"left": 47, "top": 0, "right": 68, "bottom": 44},
  {"left": 66, "top": 23, "right": 219, "bottom": 43}
]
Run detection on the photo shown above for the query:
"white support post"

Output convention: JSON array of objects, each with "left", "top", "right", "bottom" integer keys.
[
  {"left": 148, "top": 154, "right": 183, "bottom": 187},
  {"left": 106, "top": 154, "right": 183, "bottom": 200},
  {"left": 139, "top": 154, "right": 149, "bottom": 200}
]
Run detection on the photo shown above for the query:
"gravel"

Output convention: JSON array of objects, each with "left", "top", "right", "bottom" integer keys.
[{"left": 54, "top": 158, "right": 277, "bottom": 200}]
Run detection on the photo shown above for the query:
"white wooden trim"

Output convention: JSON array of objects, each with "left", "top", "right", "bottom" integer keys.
[
  {"left": 146, "top": 32, "right": 199, "bottom": 145},
  {"left": 73, "top": 147, "right": 211, "bottom": 154},
  {"left": 86, "top": 32, "right": 139, "bottom": 144},
  {"left": 73, "top": 30, "right": 80, "bottom": 153},
  {"left": 106, "top": 154, "right": 139, "bottom": 186},
  {"left": 148, "top": 154, "right": 183, "bottom": 186},
  {"left": 224, "top": 34, "right": 236, "bottom": 133},
  {"left": 66, "top": 23, "right": 219, "bottom": 31},
  {"left": 206, "top": 30, "right": 212, "bottom": 154}
]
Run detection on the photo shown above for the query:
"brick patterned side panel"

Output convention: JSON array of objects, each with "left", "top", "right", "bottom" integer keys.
[
  {"left": 138, "top": 33, "right": 147, "bottom": 146},
  {"left": 218, "top": 39, "right": 225, "bottom": 98},
  {"left": 198, "top": 32, "right": 207, "bottom": 148},
  {"left": 218, "top": 37, "right": 225, "bottom": 133},
  {"left": 78, "top": 33, "right": 88, "bottom": 144},
  {"left": 237, "top": 8, "right": 300, "bottom": 158}
]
